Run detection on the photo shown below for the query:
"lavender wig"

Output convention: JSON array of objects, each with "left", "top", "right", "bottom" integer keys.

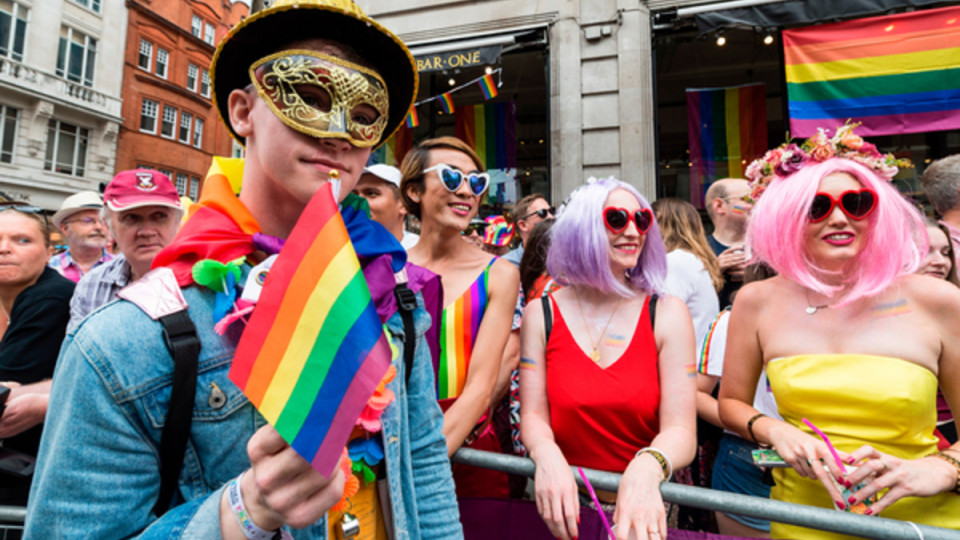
[
  {"left": 546, "top": 178, "right": 666, "bottom": 297},
  {"left": 748, "top": 158, "right": 926, "bottom": 304}
]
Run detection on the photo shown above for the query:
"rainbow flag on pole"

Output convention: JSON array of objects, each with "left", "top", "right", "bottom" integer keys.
[
  {"left": 784, "top": 5, "right": 960, "bottom": 137},
  {"left": 438, "top": 93, "right": 455, "bottom": 114},
  {"left": 229, "top": 183, "right": 392, "bottom": 476},
  {"left": 686, "top": 83, "right": 767, "bottom": 208},
  {"left": 455, "top": 102, "right": 517, "bottom": 171},
  {"left": 478, "top": 73, "right": 498, "bottom": 100}
]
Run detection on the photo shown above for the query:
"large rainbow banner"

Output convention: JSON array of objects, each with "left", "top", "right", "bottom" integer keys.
[
  {"left": 455, "top": 102, "right": 517, "bottom": 172},
  {"left": 369, "top": 126, "right": 414, "bottom": 167},
  {"left": 686, "top": 83, "right": 767, "bottom": 208},
  {"left": 784, "top": 5, "right": 960, "bottom": 138},
  {"left": 229, "top": 183, "right": 392, "bottom": 476}
]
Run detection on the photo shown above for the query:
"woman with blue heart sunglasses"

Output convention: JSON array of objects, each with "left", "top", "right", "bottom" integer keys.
[{"left": 399, "top": 136, "right": 520, "bottom": 498}]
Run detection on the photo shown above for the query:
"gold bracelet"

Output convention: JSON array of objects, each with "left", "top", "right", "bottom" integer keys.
[
  {"left": 635, "top": 447, "right": 672, "bottom": 483},
  {"left": 746, "top": 413, "right": 766, "bottom": 444},
  {"left": 929, "top": 452, "right": 960, "bottom": 495}
]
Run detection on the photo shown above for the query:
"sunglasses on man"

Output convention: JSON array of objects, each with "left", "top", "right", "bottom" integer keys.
[
  {"left": 461, "top": 223, "right": 488, "bottom": 236},
  {"left": 521, "top": 207, "right": 555, "bottom": 221}
]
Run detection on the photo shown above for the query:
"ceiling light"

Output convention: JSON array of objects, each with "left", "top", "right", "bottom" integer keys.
[
  {"left": 485, "top": 66, "right": 494, "bottom": 75},
  {"left": 763, "top": 31, "right": 774, "bottom": 45},
  {"left": 448, "top": 78, "right": 456, "bottom": 86},
  {"left": 716, "top": 32, "right": 726, "bottom": 46}
]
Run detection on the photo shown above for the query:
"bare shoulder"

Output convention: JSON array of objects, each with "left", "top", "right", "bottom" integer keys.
[
  {"left": 898, "top": 273, "right": 960, "bottom": 312},
  {"left": 489, "top": 256, "right": 520, "bottom": 285},
  {"left": 731, "top": 276, "right": 785, "bottom": 311}
]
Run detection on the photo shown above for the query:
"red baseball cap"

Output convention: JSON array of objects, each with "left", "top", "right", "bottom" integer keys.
[{"left": 104, "top": 169, "right": 182, "bottom": 212}]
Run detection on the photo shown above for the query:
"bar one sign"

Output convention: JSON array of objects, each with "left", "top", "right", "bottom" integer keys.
[{"left": 415, "top": 45, "right": 501, "bottom": 72}]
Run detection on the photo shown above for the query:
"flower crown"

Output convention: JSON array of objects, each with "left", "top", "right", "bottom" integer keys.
[{"left": 744, "top": 122, "right": 912, "bottom": 202}]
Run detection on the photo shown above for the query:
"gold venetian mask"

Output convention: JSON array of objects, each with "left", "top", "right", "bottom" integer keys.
[{"left": 249, "top": 49, "right": 389, "bottom": 147}]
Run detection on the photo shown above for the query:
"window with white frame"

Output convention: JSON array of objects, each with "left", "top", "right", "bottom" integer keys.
[
  {"left": 155, "top": 48, "right": 168, "bottom": 79},
  {"left": 179, "top": 112, "right": 192, "bottom": 143},
  {"left": 176, "top": 173, "right": 188, "bottom": 196},
  {"left": 189, "top": 177, "right": 200, "bottom": 199},
  {"left": 231, "top": 140, "right": 244, "bottom": 159},
  {"left": 56, "top": 26, "right": 97, "bottom": 87},
  {"left": 200, "top": 71, "right": 210, "bottom": 98},
  {"left": 68, "top": 0, "right": 100, "bottom": 13},
  {"left": 161, "top": 105, "right": 176, "bottom": 138},
  {"left": 204, "top": 22, "right": 215, "bottom": 45},
  {"left": 158, "top": 168, "right": 173, "bottom": 182},
  {"left": 192, "top": 117, "right": 203, "bottom": 148},
  {"left": 187, "top": 63, "right": 198, "bottom": 92},
  {"left": 140, "top": 99, "right": 158, "bottom": 133},
  {"left": 191, "top": 15, "right": 201, "bottom": 38},
  {"left": 0, "top": 104, "right": 18, "bottom": 164},
  {"left": 44, "top": 119, "right": 89, "bottom": 177},
  {"left": 137, "top": 39, "right": 152, "bottom": 71},
  {"left": 0, "top": 1, "right": 28, "bottom": 62}
]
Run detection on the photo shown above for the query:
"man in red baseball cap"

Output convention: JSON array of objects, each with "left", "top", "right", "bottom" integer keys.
[{"left": 67, "top": 169, "right": 183, "bottom": 331}]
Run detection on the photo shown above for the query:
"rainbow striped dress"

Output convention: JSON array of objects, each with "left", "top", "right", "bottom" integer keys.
[{"left": 437, "top": 259, "right": 495, "bottom": 400}]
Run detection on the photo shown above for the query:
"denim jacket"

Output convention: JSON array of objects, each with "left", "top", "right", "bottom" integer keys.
[{"left": 26, "top": 282, "right": 462, "bottom": 539}]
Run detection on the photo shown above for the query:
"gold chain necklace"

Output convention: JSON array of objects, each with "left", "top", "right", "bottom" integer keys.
[{"left": 574, "top": 289, "right": 622, "bottom": 363}]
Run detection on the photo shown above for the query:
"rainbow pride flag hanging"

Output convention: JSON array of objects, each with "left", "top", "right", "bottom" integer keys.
[
  {"left": 438, "top": 93, "right": 455, "bottom": 114},
  {"left": 369, "top": 126, "right": 414, "bottom": 167},
  {"left": 686, "top": 83, "right": 767, "bottom": 208},
  {"left": 454, "top": 102, "right": 517, "bottom": 172},
  {"left": 229, "top": 183, "right": 392, "bottom": 476},
  {"left": 479, "top": 73, "right": 498, "bottom": 100},
  {"left": 784, "top": 5, "right": 960, "bottom": 138},
  {"left": 405, "top": 107, "right": 419, "bottom": 129}
]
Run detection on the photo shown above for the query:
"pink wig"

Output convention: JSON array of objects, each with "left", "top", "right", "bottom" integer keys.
[{"left": 748, "top": 158, "right": 926, "bottom": 304}]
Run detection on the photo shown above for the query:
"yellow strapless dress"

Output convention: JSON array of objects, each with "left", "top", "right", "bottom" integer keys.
[{"left": 766, "top": 354, "right": 960, "bottom": 539}]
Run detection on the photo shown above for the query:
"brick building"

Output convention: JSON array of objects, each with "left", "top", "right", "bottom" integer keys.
[{"left": 116, "top": 0, "right": 248, "bottom": 199}]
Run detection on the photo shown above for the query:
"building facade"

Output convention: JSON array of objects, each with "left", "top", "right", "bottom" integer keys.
[
  {"left": 0, "top": 0, "right": 126, "bottom": 210},
  {"left": 364, "top": 0, "right": 659, "bottom": 204},
  {"left": 116, "top": 0, "right": 247, "bottom": 200}
]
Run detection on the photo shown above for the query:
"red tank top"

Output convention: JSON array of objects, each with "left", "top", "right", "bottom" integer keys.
[{"left": 546, "top": 294, "right": 660, "bottom": 473}]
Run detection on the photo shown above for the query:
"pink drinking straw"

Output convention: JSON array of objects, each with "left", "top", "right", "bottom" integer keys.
[
  {"left": 577, "top": 467, "right": 616, "bottom": 540},
  {"left": 802, "top": 417, "right": 846, "bottom": 470}
]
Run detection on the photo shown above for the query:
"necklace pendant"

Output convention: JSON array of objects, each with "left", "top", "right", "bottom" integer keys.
[
  {"left": 805, "top": 306, "right": 818, "bottom": 315},
  {"left": 590, "top": 349, "right": 601, "bottom": 362}
]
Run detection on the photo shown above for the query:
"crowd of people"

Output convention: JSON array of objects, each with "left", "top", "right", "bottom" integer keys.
[{"left": 0, "top": 0, "right": 958, "bottom": 539}]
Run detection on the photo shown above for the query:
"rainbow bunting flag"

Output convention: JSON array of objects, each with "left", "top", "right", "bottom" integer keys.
[
  {"left": 229, "top": 183, "right": 392, "bottom": 476},
  {"left": 478, "top": 73, "right": 498, "bottom": 100},
  {"left": 454, "top": 102, "right": 517, "bottom": 172},
  {"left": 369, "top": 126, "right": 414, "bottom": 167},
  {"left": 405, "top": 107, "right": 419, "bottom": 128},
  {"left": 438, "top": 93, "right": 455, "bottom": 114},
  {"left": 686, "top": 83, "right": 767, "bottom": 208},
  {"left": 784, "top": 5, "right": 960, "bottom": 137}
]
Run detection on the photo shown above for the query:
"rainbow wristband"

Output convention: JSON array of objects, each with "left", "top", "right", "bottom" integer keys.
[{"left": 227, "top": 472, "right": 282, "bottom": 540}]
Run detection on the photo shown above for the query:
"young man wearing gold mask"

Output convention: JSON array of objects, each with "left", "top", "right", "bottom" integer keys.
[{"left": 26, "top": 2, "right": 462, "bottom": 539}]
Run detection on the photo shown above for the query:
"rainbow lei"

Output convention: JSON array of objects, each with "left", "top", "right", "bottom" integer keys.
[{"left": 744, "top": 122, "right": 912, "bottom": 202}]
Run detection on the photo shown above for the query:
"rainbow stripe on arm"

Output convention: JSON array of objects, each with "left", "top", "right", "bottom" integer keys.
[{"left": 229, "top": 182, "right": 392, "bottom": 476}]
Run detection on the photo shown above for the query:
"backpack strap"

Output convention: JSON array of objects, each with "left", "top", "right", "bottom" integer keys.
[
  {"left": 118, "top": 268, "right": 200, "bottom": 516},
  {"left": 649, "top": 293, "right": 659, "bottom": 331},
  {"left": 393, "top": 269, "right": 418, "bottom": 386},
  {"left": 541, "top": 295, "right": 553, "bottom": 344}
]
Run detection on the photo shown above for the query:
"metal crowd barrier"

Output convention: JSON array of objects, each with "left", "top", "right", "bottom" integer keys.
[
  {"left": 452, "top": 448, "right": 960, "bottom": 540},
  {"left": 0, "top": 505, "right": 25, "bottom": 539}
]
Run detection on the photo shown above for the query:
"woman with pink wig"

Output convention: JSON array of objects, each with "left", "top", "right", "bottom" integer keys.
[
  {"left": 718, "top": 126, "right": 960, "bottom": 538},
  {"left": 520, "top": 178, "right": 696, "bottom": 540}
]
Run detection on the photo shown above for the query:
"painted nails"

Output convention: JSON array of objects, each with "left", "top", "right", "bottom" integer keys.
[
  {"left": 865, "top": 508, "right": 874, "bottom": 516},
  {"left": 847, "top": 496, "right": 856, "bottom": 504},
  {"left": 836, "top": 501, "right": 846, "bottom": 510}
]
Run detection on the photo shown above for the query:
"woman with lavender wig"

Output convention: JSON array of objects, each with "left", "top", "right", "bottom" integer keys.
[
  {"left": 719, "top": 127, "right": 960, "bottom": 538},
  {"left": 519, "top": 178, "right": 696, "bottom": 540}
]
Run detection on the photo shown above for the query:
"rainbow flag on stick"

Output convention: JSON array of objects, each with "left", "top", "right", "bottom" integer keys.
[
  {"left": 784, "top": 5, "right": 960, "bottom": 137},
  {"left": 438, "top": 93, "right": 455, "bottom": 114},
  {"left": 455, "top": 102, "right": 517, "bottom": 171},
  {"left": 686, "top": 83, "right": 767, "bottom": 208},
  {"left": 479, "top": 73, "right": 498, "bottom": 100},
  {"left": 229, "top": 183, "right": 392, "bottom": 476}
]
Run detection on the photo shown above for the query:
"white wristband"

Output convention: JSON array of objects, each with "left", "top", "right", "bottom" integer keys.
[
  {"left": 635, "top": 447, "right": 673, "bottom": 482},
  {"left": 227, "top": 472, "right": 281, "bottom": 540}
]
